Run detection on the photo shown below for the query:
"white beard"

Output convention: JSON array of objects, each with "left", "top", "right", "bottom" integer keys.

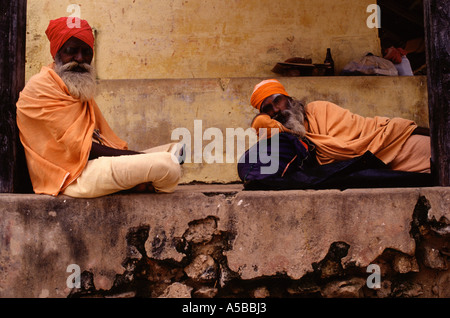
[
  {"left": 54, "top": 56, "right": 96, "bottom": 102},
  {"left": 274, "top": 99, "right": 307, "bottom": 138}
]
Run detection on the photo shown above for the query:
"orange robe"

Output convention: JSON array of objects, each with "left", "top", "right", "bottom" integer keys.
[
  {"left": 16, "top": 65, "right": 128, "bottom": 196},
  {"left": 304, "top": 101, "right": 417, "bottom": 165},
  {"left": 252, "top": 100, "right": 419, "bottom": 167}
]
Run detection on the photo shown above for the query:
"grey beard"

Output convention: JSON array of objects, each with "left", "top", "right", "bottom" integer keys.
[
  {"left": 274, "top": 99, "right": 306, "bottom": 138},
  {"left": 54, "top": 55, "right": 96, "bottom": 102}
]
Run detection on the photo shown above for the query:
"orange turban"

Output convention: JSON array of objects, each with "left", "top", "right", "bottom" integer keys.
[
  {"left": 45, "top": 17, "right": 95, "bottom": 59},
  {"left": 250, "top": 79, "right": 289, "bottom": 110}
]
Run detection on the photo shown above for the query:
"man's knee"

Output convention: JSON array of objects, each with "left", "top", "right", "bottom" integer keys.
[
  {"left": 154, "top": 152, "right": 182, "bottom": 182},
  {"left": 148, "top": 153, "right": 181, "bottom": 193}
]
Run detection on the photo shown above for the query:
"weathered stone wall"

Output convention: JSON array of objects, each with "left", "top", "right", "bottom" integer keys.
[{"left": 1, "top": 185, "right": 448, "bottom": 298}]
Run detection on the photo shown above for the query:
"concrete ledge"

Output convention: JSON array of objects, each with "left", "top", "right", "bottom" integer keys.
[{"left": 1, "top": 185, "right": 449, "bottom": 298}]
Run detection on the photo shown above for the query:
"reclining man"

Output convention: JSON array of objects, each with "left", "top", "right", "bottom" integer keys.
[
  {"left": 16, "top": 17, "right": 183, "bottom": 198},
  {"left": 238, "top": 79, "right": 432, "bottom": 189}
]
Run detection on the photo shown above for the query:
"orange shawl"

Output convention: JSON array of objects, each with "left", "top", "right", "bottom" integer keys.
[
  {"left": 16, "top": 65, "right": 128, "bottom": 196},
  {"left": 251, "top": 101, "right": 417, "bottom": 165},
  {"left": 304, "top": 101, "right": 417, "bottom": 165}
]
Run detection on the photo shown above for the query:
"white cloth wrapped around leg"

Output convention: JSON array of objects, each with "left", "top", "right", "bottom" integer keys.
[{"left": 63, "top": 144, "right": 181, "bottom": 198}]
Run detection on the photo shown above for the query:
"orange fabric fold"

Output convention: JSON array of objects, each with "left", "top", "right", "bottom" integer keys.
[
  {"left": 304, "top": 101, "right": 417, "bottom": 165},
  {"left": 16, "top": 65, "right": 128, "bottom": 196}
]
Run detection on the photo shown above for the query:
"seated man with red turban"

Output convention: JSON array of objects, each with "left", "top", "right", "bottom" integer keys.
[
  {"left": 16, "top": 17, "right": 183, "bottom": 198},
  {"left": 238, "top": 79, "right": 432, "bottom": 189}
]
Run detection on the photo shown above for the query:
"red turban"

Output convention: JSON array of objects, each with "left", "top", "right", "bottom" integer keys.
[
  {"left": 45, "top": 17, "right": 95, "bottom": 59},
  {"left": 250, "top": 79, "right": 289, "bottom": 110}
]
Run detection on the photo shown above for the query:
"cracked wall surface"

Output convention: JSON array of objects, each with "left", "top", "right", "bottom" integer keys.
[{"left": 0, "top": 185, "right": 449, "bottom": 298}]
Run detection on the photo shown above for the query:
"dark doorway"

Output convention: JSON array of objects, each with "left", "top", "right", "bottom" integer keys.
[{"left": 378, "top": 0, "right": 427, "bottom": 75}]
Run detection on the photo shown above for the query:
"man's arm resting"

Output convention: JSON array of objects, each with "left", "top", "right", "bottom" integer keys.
[{"left": 89, "top": 142, "right": 142, "bottom": 160}]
